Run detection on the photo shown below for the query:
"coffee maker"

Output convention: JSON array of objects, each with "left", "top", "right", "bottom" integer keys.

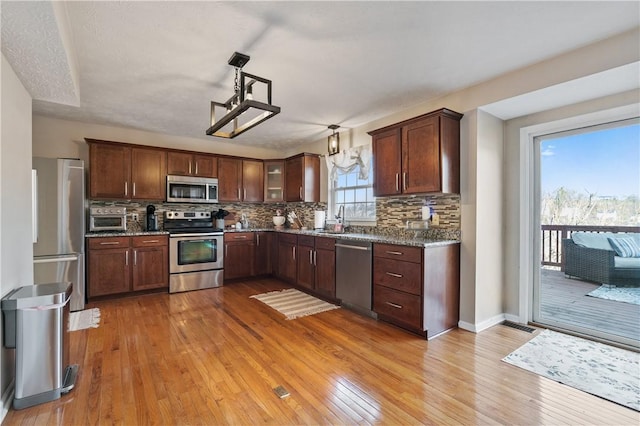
[{"left": 146, "top": 204, "right": 158, "bottom": 231}]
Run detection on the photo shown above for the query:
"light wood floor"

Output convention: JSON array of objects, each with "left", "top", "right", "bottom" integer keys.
[
  {"left": 540, "top": 269, "right": 640, "bottom": 342},
  {"left": 3, "top": 277, "right": 639, "bottom": 425}
]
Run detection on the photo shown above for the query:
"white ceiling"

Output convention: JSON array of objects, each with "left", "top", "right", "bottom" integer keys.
[{"left": 2, "top": 1, "right": 639, "bottom": 150}]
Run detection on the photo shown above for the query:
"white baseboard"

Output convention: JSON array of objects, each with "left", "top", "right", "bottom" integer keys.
[
  {"left": 1, "top": 379, "right": 14, "bottom": 422},
  {"left": 459, "top": 313, "right": 507, "bottom": 333},
  {"left": 503, "top": 313, "right": 521, "bottom": 323}
]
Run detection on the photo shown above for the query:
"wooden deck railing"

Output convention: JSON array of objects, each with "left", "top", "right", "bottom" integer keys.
[{"left": 541, "top": 225, "right": 640, "bottom": 270}]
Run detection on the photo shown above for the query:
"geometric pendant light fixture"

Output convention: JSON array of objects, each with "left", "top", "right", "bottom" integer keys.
[{"left": 206, "top": 52, "right": 281, "bottom": 139}]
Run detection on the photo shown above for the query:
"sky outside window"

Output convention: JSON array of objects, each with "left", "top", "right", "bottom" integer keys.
[{"left": 540, "top": 123, "right": 640, "bottom": 198}]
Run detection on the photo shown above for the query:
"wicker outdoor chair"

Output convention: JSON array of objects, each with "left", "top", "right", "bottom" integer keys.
[{"left": 562, "top": 238, "right": 640, "bottom": 287}]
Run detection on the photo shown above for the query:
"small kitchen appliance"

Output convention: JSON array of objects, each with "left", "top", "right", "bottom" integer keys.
[
  {"left": 88, "top": 206, "right": 127, "bottom": 232},
  {"left": 146, "top": 204, "right": 158, "bottom": 231}
]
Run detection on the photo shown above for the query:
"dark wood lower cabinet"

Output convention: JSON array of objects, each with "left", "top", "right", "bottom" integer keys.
[
  {"left": 314, "top": 239, "right": 336, "bottom": 298},
  {"left": 372, "top": 242, "right": 460, "bottom": 339},
  {"left": 88, "top": 235, "right": 168, "bottom": 298},
  {"left": 254, "top": 232, "right": 273, "bottom": 276},
  {"left": 132, "top": 237, "right": 168, "bottom": 291},
  {"left": 224, "top": 232, "right": 255, "bottom": 280},
  {"left": 276, "top": 234, "right": 297, "bottom": 283}
]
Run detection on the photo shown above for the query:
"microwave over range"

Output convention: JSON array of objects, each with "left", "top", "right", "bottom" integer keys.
[{"left": 166, "top": 175, "right": 218, "bottom": 204}]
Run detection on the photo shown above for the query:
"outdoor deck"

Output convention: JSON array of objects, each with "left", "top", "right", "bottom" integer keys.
[{"left": 540, "top": 268, "right": 640, "bottom": 342}]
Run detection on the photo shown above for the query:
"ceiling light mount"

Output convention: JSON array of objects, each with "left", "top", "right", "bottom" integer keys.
[
  {"left": 206, "top": 51, "right": 281, "bottom": 139},
  {"left": 327, "top": 124, "right": 340, "bottom": 156}
]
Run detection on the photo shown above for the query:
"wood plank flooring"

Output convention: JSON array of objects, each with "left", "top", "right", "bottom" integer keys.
[
  {"left": 3, "top": 277, "right": 639, "bottom": 425},
  {"left": 540, "top": 269, "right": 640, "bottom": 341}
]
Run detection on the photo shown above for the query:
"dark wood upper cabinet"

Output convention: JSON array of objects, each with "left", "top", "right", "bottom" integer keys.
[
  {"left": 88, "top": 140, "right": 166, "bottom": 200},
  {"left": 218, "top": 157, "right": 243, "bottom": 202},
  {"left": 369, "top": 108, "right": 462, "bottom": 196},
  {"left": 218, "top": 158, "right": 263, "bottom": 202},
  {"left": 167, "top": 152, "right": 217, "bottom": 178},
  {"left": 242, "top": 159, "right": 264, "bottom": 203},
  {"left": 89, "top": 142, "right": 131, "bottom": 199},
  {"left": 285, "top": 153, "right": 320, "bottom": 202},
  {"left": 131, "top": 147, "right": 166, "bottom": 200}
]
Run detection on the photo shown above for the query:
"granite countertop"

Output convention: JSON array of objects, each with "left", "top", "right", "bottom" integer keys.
[
  {"left": 86, "top": 231, "right": 169, "bottom": 238},
  {"left": 224, "top": 227, "right": 459, "bottom": 248},
  {"left": 87, "top": 228, "right": 458, "bottom": 247}
]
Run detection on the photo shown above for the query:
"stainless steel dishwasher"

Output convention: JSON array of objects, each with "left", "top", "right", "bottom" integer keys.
[{"left": 335, "top": 239, "right": 375, "bottom": 317}]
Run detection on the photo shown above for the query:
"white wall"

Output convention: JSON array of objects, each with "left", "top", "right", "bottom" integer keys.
[
  {"left": 1, "top": 53, "right": 33, "bottom": 419},
  {"left": 32, "top": 115, "right": 284, "bottom": 161}
]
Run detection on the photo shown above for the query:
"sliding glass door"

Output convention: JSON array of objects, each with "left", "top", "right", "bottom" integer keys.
[{"left": 532, "top": 118, "right": 640, "bottom": 348}]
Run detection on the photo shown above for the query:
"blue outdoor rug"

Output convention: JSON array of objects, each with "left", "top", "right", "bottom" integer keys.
[{"left": 587, "top": 285, "right": 640, "bottom": 305}]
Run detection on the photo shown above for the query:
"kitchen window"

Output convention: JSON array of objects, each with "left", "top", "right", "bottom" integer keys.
[{"left": 326, "top": 145, "right": 375, "bottom": 224}]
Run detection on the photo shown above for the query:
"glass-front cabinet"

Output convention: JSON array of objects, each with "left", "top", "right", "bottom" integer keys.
[{"left": 264, "top": 161, "right": 284, "bottom": 202}]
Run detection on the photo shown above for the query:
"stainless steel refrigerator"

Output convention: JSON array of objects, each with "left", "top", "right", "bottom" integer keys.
[{"left": 32, "top": 158, "right": 86, "bottom": 312}]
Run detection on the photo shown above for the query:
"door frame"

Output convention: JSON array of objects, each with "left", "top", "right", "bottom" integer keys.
[{"left": 518, "top": 104, "right": 639, "bottom": 330}]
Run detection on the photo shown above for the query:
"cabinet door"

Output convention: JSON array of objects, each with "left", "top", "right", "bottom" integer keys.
[
  {"left": 89, "top": 143, "right": 131, "bottom": 199},
  {"left": 131, "top": 236, "right": 168, "bottom": 291},
  {"left": 167, "top": 152, "right": 193, "bottom": 176},
  {"left": 254, "top": 232, "right": 272, "bottom": 276},
  {"left": 224, "top": 233, "right": 254, "bottom": 280},
  {"left": 372, "top": 128, "right": 402, "bottom": 196},
  {"left": 193, "top": 154, "right": 218, "bottom": 178},
  {"left": 315, "top": 248, "right": 336, "bottom": 298},
  {"left": 285, "top": 156, "right": 303, "bottom": 202},
  {"left": 402, "top": 115, "right": 441, "bottom": 194},
  {"left": 132, "top": 246, "right": 168, "bottom": 290},
  {"left": 88, "top": 248, "right": 131, "bottom": 297},
  {"left": 131, "top": 147, "right": 166, "bottom": 200},
  {"left": 277, "top": 239, "right": 297, "bottom": 283},
  {"left": 219, "top": 158, "right": 242, "bottom": 202},
  {"left": 264, "top": 161, "right": 284, "bottom": 202},
  {"left": 296, "top": 244, "right": 315, "bottom": 290},
  {"left": 242, "top": 160, "right": 264, "bottom": 202}
]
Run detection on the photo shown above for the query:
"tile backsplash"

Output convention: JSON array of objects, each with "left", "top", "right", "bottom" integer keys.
[{"left": 90, "top": 193, "right": 460, "bottom": 239}]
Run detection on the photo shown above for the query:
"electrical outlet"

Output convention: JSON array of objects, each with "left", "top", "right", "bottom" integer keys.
[{"left": 131, "top": 213, "right": 139, "bottom": 221}]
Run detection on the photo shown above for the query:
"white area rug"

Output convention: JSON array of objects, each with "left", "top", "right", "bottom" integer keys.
[
  {"left": 250, "top": 288, "right": 339, "bottom": 320},
  {"left": 503, "top": 329, "right": 640, "bottom": 411},
  {"left": 587, "top": 285, "right": 640, "bottom": 305},
  {"left": 68, "top": 308, "right": 101, "bottom": 331}
]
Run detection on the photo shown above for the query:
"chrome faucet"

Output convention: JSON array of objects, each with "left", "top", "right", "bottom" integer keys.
[{"left": 336, "top": 205, "right": 344, "bottom": 222}]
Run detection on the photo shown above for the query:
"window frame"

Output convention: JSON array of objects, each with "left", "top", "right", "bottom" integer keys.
[{"left": 327, "top": 161, "right": 376, "bottom": 226}]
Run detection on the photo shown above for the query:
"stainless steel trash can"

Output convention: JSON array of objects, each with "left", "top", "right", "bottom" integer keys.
[{"left": 1, "top": 282, "right": 78, "bottom": 409}]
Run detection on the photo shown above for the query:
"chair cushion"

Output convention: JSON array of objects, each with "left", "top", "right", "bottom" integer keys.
[
  {"left": 614, "top": 256, "right": 640, "bottom": 269},
  {"left": 571, "top": 232, "right": 615, "bottom": 250},
  {"left": 608, "top": 237, "right": 640, "bottom": 258}
]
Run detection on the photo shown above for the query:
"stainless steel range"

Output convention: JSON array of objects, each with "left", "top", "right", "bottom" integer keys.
[{"left": 164, "top": 211, "right": 224, "bottom": 293}]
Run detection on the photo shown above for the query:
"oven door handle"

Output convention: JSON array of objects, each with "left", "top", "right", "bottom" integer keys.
[{"left": 170, "top": 232, "right": 223, "bottom": 238}]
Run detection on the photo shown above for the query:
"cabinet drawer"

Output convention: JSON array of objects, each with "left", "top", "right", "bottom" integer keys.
[
  {"left": 224, "top": 232, "right": 254, "bottom": 242},
  {"left": 88, "top": 236, "right": 130, "bottom": 250},
  {"left": 132, "top": 235, "right": 168, "bottom": 247},
  {"left": 373, "top": 258, "right": 422, "bottom": 295},
  {"left": 315, "top": 236, "right": 335, "bottom": 251},
  {"left": 374, "top": 243, "right": 422, "bottom": 263},
  {"left": 278, "top": 233, "right": 297, "bottom": 245},
  {"left": 297, "top": 235, "right": 315, "bottom": 247},
  {"left": 373, "top": 285, "right": 422, "bottom": 330}
]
